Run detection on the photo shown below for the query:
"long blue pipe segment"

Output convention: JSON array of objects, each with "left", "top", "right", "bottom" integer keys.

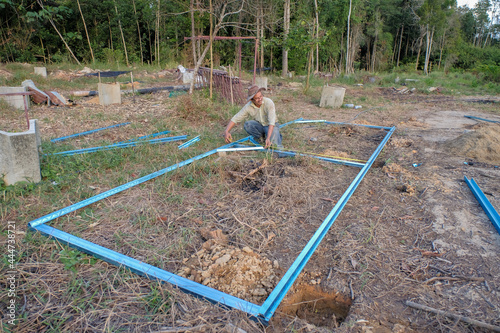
[
  {"left": 117, "top": 130, "right": 171, "bottom": 144},
  {"left": 33, "top": 223, "right": 262, "bottom": 318},
  {"left": 258, "top": 126, "right": 396, "bottom": 322},
  {"left": 29, "top": 136, "right": 251, "bottom": 228},
  {"left": 50, "top": 122, "right": 131, "bottom": 142},
  {"left": 48, "top": 135, "right": 187, "bottom": 157},
  {"left": 464, "top": 176, "right": 500, "bottom": 235}
]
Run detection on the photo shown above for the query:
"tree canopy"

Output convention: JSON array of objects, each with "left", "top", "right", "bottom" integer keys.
[{"left": 1, "top": 0, "right": 499, "bottom": 77}]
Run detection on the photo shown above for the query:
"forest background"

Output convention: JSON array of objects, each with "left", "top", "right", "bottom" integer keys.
[{"left": 0, "top": 0, "right": 499, "bottom": 81}]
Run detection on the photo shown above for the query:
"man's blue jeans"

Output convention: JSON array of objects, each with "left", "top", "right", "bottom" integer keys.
[{"left": 244, "top": 120, "right": 282, "bottom": 147}]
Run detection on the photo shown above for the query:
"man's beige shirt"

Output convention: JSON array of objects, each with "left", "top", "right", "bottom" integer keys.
[{"left": 230, "top": 97, "right": 277, "bottom": 126}]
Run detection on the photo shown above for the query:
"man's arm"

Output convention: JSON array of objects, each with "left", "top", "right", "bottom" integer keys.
[
  {"left": 265, "top": 124, "right": 274, "bottom": 148},
  {"left": 223, "top": 121, "right": 237, "bottom": 143}
]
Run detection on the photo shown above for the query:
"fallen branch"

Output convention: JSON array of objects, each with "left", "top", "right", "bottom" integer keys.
[
  {"left": 244, "top": 159, "right": 268, "bottom": 179},
  {"left": 424, "top": 276, "right": 485, "bottom": 284},
  {"left": 405, "top": 300, "right": 500, "bottom": 332}
]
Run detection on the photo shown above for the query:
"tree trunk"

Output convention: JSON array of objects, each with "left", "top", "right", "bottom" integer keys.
[
  {"left": 132, "top": 0, "right": 144, "bottom": 65},
  {"left": 371, "top": 32, "right": 378, "bottom": 72},
  {"left": 423, "top": 25, "right": 434, "bottom": 75},
  {"left": 282, "top": 0, "right": 290, "bottom": 77},
  {"left": 314, "top": 0, "right": 319, "bottom": 73},
  {"left": 346, "top": 0, "right": 352, "bottom": 74},
  {"left": 190, "top": 0, "right": 197, "bottom": 67},
  {"left": 397, "top": 24, "right": 404, "bottom": 67},
  {"left": 415, "top": 35, "right": 423, "bottom": 71},
  {"left": 438, "top": 30, "right": 445, "bottom": 70},
  {"left": 77, "top": 0, "right": 94, "bottom": 64},
  {"left": 156, "top": 0, "right": 161, "bottom": 66},
  {"left": 260, "top": 5, "right": 264, "bottom": 71},
  {"left": 36, "top": 0, "right": 81, "bottom": 65},
  {"left": 113, "top": 0, "right": 129, "bottom": 66}
]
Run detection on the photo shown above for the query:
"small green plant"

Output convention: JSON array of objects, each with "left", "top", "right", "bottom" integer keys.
[
  {"left": 142, "top": 283, "right": 172, "bottom": 314},
  {"left": 59, "top": 248, "right": 83, "bottom": 273}
]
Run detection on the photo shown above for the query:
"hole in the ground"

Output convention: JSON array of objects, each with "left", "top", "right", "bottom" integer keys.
[{"left": 280, "top": 284, "right": 352, "bottom": 328}]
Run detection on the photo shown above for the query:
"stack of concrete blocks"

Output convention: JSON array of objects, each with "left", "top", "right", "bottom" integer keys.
[
  {"left": 98, "top": 83, "right": 121, "bottom": 106},
  {"left": 0, "top": 86, "right": 30, "bottom": 110},
  {"left": 255, "top": 77, "right": 268, "bottom": 90},
  {"left": 319, "top": 85, "right": 346, "bottom": 108},
  {"left": 0, "top": 120, "right": 41, "bottom": 185}
]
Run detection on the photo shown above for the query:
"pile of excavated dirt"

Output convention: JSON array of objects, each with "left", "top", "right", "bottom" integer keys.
[
  {"left": 443, "top": 124, "right": 500, "bottom": 165},
  {"left": 178, "top": 239, "right": 280, "bottom": 304}
]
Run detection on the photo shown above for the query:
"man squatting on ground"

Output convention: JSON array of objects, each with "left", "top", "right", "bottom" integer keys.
[{"left": 223, "top": 85, "right": 283, "bottom": 149}]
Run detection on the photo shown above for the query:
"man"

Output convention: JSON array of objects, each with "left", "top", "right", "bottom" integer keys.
[{"left": 223, "top": 85, "right": 283, "bottom": 148}]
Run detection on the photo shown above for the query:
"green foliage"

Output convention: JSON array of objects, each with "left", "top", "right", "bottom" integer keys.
[{"left": 476, "top": 64, "right": 500, "bottom": 82}]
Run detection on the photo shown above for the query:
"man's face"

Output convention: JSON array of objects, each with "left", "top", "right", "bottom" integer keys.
[{"left": 252, "top": 91, "right": 263, "bottom": 107}]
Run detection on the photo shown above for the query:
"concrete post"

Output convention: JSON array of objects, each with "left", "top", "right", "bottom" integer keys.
[
  {"left": 0, "top": 86, "right": 29, "bottom": 110},
  {"left": 0, "top": 119, "right": 41, "bottom": 185},
  {"left": 319, "top": 86, "right": 346, "bottom": 108},
  {"left": 255, "top": 77, "right": 268, "bottom": 90},
  {"left": 34, "top": 67, "right": 48, "bottom": 78},
  {"left": 98, "top": 83, "right": 121, "bottom": 106}
]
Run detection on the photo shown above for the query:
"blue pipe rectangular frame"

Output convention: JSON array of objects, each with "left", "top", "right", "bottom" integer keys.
[
  {"left": 51, "top": 122, "right": 131, "bottom": 142},
  {"left": 464, "top": 176, "right": 500, "bottom": 235},
  {"left": 48, "top": 135, "right": 187, "bottom": 157},
  {"left": 30, "top": 118, "right": 395, "bottom": 325}
]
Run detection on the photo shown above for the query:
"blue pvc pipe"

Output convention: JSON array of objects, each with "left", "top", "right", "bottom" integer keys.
[
  {"left": 33, "top": 223, "right": 261, "bottom": 317},
  {"left": 117, "top": 130, "right": 171, "bottom": 144},
  {"left": 51, "top": 122, "right": 131, "bottom": 142},
  {"left": 258, "top": 126, "right": 396, "bottom": 322},
  {"left": 464, "top": 115, "right": 500, "bottom": 124},
  {"left": 178, "top": 136, "right": 201, "bottom": 149},
  {"left": 49, "top": 135, "right": 187, "bottom": 157},
  {"left": 464, "top": 176, "right": 500, "bottom": 235},
  {"left": 30, "top": 137, "right": 252, "bottom": 228}
]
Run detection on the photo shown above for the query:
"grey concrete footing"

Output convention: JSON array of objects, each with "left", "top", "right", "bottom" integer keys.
[
  {"left": 0, "top": 86, "right": 30, "bottom": 110},
  {"left": 34, "top": 67, "right": 47, "bottom": 78},
  {"left": 0, "top": 119, "right": 42, "bottom": 185},
  {"left": 319, "top": 86, "right": 346, "bottom": 108},
  {"left": 255, "top": 77, "right": 268, "bottom": 90},
  {"left": 98, "top": 83, "right": 121, "bottom": 105}
]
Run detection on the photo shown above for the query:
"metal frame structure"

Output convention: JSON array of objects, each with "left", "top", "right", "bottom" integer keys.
[
  {"left": 184, "top": 36, "right": 259, "bottom": 83},
  {"left": 29, "top": 119, "right": 395, "bottom": 324},
  {"left": 0, "top": 91, "right": 32, "bottom": 129}
]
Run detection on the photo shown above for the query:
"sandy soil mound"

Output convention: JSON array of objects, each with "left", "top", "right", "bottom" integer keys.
[
  {"left": 443, "top": 124, "right": 500, "bottom": 165},
  {"left": 178, "top": 240, "right": 279, "bottom": 304}
]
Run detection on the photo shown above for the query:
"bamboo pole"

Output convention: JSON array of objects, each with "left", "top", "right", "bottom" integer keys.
[
  {"left": 210, "top": 0, "right": 213, "bottom": 99},
  {"left": 113, "top": 0, "right": 129, "bottom": 66},
  {"left": 132, "top": 0, "right": 144, "bottom": 65},
  {"left": 77, "top": 0, "right": 94, "bottom": 64},
  {"left": 36, "top": 0, "right": 81, "bottom": 66}
]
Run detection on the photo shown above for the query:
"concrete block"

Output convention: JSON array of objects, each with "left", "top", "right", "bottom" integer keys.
[
  {"left": 34, "top": 67, "right": 47, "bottom": 78},
  {"left": 319, "top": 85, "right": 345, "bottom": 108},
  {"left": 255, "top": 77, "right": 268, "bottom": 90},
  {"left": 0, "top": 86, "right": 29, "bottom": 110},
  {"left": 98, "top": 83, "right": 121, "bottom": 106},
  {"left": 0, "top": 119, "right": 41, "bottom": 185}
]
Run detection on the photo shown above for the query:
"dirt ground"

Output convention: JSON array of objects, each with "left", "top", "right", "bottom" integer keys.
[{"left": 2, "top": 71, "right": 500, "bottom": 332}]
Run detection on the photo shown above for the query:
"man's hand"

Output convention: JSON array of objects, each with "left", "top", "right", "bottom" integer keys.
[
  {"left": 224, "top": 131, "right": 233, "bottom": 143},
  {"left": 264, "top": 137, "right": 272, "bottom": 148}
]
